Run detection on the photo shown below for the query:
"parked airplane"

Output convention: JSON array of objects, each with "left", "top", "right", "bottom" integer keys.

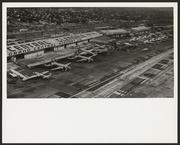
[
  {"left": 44, "top": 60, "right": 71, "bottom": 71},
  {"left": 144, "top": 40, "right": 153, "bottom": 44},
  {"left": 94, "top": 44, "right": 110, "bottom": 54},
  {"left": 94, "top": 47, "right": 109, "bottom": 54},
  {"left": 141, "top": 48, "right": 149, "bottom": 51},
  {"left": 9, "top": 69, "right": 51, "bottom": 81},
  {"left": 33, "top": 71, "right": 51, "bottom": 79},
  {"left": 94, "top": 43, "right": 106, "bottom": 49},
  {"left": 76, "top": 54, "right": 94, "bottom": 63},
  {"left": 142, "top": 35, "right": 147, "bottom": 39},
  {"left": 123, "top": 42, "right": 132, "bottom": 46},
  {"left": 150, "top": 38, "right": 156, "bottom": 42},
  {"left": 156, "top": 37, "right": 163, "bottom": 41},
  {"left": 136, "top": 36, "right": 142, "bottom": 40},
  {"left": 130, "top": 37, "right": 137, "bottom": 41},
  {"left": 79, "top": 48, "right": 97, "bottom": 56}
]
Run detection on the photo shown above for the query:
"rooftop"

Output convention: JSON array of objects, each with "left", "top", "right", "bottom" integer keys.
[
  {"left": 131, "top": 26, "right": 151, "bottom": 31},
  {"left": 101, "top": 29, "right": 128, "bottom": 35},
  {"left": 7, "top": 31, "right": 102, "bottom": 57}
]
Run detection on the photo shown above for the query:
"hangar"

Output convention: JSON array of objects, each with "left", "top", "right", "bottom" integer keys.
[
  {"left": 100, "top": 28, "right": 130, "bottom": 38},
  {"left": 131, "top": 26, "right": 151, "bottom": 34},
  {"left": 7, "top": 31, "right": 103, "bottom": 62}
]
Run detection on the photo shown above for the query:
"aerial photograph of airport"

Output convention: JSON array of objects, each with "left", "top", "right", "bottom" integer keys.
[{"left": 7, "top": 7, "right": 174, "bottom": 98}]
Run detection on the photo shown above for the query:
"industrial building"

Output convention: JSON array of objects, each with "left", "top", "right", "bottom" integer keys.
[
  {"left": 7, "top": 31, "right": 103, "bottom": 62},
  {"left": 131, "top": 26, "right": 151, "bottom": 34},
  {"left": 100, "top": 28, "right": 130, "bottom": 38}
]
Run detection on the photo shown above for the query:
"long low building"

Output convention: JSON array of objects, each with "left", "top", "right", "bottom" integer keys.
[
  {"left": 131, "top": 26, "right": 151, "bottom": 34},
  {"left": 7, "top": 31, "right": 103, "bottom": 61},
  {"left": 101, "top": 29, "right": 129, "bottom": 36}
]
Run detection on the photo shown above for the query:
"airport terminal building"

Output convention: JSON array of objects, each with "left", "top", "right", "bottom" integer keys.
[
  {"left": 7, "top": 25, "right": 166, "bottom": 63},
  {"left": 7, "top": 31, "right": 103, "bottom": 62}
]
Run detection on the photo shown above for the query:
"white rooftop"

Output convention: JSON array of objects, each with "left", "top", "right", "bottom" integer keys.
[
  {"left": 132, "top": 26, "right": 151, "bottom": 31},
  {"left": 101, "top": 29, "right": 128, "bottom": 35},
  {"left": 7, "top": 31, "right": 102, "bottom": 57}
]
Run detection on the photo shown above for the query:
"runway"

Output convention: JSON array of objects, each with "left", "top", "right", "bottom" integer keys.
[{"left": 73, "top": 48, "right": 173, "bottom": 98}]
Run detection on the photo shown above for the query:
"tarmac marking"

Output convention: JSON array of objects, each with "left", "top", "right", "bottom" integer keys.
[
  {"left": 72, "top": 48, "right": 173, "bottom": 98},
  {"left": 94, "top": 49, "right": 173, "bottom": 98},
  {"left": 117, "top": 58, "right": 173, "bottom": 98},
  {"left": 70, "top": 73, "right": 123, "bottom": 98}
]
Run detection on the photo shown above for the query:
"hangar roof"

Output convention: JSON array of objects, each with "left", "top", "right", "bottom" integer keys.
[
  {"left": 131, "top": 26, "right": 151, "bottom": 31},
  {"left": 101, "top": 29, "right": 128, "bottom": 35},
  {"left": 7, "top": 31, "right": 102, "bottom": 57}
]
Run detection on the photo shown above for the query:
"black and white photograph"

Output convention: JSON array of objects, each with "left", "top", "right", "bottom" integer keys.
[
  {"left": 6, "top": 6, "right": 174, "bottom": 98},
  {"left": 2, "top": 2, "right": 178, "bottom": 144}
]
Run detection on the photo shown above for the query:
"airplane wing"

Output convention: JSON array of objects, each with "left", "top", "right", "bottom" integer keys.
[
  {"left": 76, "top": 55, "right": 86, "bottom": 60},
  {"left": 79, "top": 51, "right": 86, "bottom": 55},
  {"left": 9, "top": 72, "right": 18, "bottom": 77},
  {"left": 42, "top": 73, "right": 51, "bottom": 79},
  {"left": 76, "top": 55, "right": 84, "bottom": 59},
  {"left": 41, "top": 71, "right": 50, "bottom": 75},
  {"left": 52, "top": 62, "right": 71, "bottom": 68},
  {"left": 92, "top": 53, "right": 97, "bottom": 56},
  {"left": 23, "top": 71, "right": 51, "bottom": 81},
  {"left": 64, "top": 62, "right": 71, "bottom": 67},
  {"left": 10, "top": 69, "right": 27, "bottom": 80},
  {"left": 51, "top": 66, "right": 63, "bottom": 71},
  {"left": 23, "top": 75, "right": 39, "bottom": 81}
]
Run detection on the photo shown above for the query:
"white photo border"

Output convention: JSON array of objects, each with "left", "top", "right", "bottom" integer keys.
[{"left": 2, "top": 2, "right": 178, "bottom": 143}]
